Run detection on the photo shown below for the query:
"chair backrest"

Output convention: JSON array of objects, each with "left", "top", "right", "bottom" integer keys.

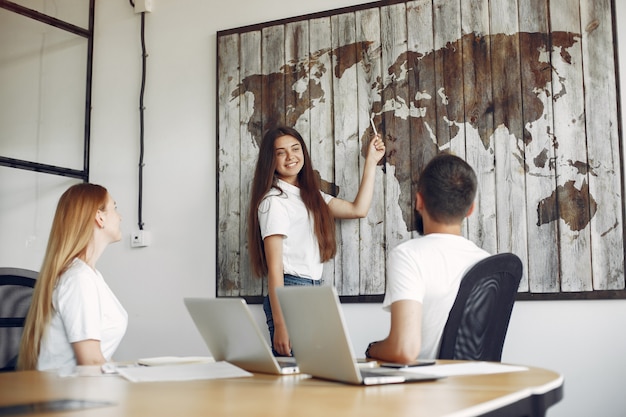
[
  {"left": 437, "top": 253, "right": 523, "bottom": 362},
  {"left": 0, "top": 268, "right": 38, "bottom": 372}
]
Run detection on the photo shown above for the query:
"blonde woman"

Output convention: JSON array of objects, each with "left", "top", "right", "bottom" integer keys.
[{"left": 17, "top": 183, "right": 127, "bottom": 371}]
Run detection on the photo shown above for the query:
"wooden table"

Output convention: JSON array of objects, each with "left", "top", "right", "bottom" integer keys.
[{"left": 0, "top": 362, "right": 563, "bottom": 417}]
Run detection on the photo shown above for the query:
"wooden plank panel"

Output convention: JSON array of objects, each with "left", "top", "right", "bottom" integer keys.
[
  {"left": 518, "top": 0, "right": 560, "bottom": 293},
  {"left": 549, "top": 0, "right": 593, "bottom": 292},
  {"left": 308, "top": 16, "right": 336, "bottom": 286},
  {"left": 407, "top": 0, "right": 438, "bottom": 240},
  {"left": 261, "top": 25, "right": 285, "bottom": 130},
  {"left": 433, "top": 0, "right": 463, "bottom": 153},
  {"left": 381, "top": 3, "right": 411, "bottom": 253},
  {"left": 285, "top": 20, "right": 311, "bottom": 146},
  {"left": 356, "top": 7, "right": 385, "bottom": 295},
  {"left": 580, "top": 0, "right": 625, "bottom": 290},
  {"left": 331, "top": 12, "right": 360, "bottom": 295},
  {"left": 239, "top": 31, "right": 263, "bottom": 296},
  {"left": 489, "top": 0, "right": 529, "bottom": 273},
  {"left": 217, "top": 34, "right": 241, "bottom": 296},
  {"left": 433, "top": 0, "right": 468, "bottom": 240},
  {"left": 260, "top": 25, "right": 285, "bottom": 297},
  {"left": 460, "top": 0, "right": 498, "bottom": 258}
]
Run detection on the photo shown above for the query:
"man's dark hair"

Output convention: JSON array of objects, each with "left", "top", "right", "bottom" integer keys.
[{"left": 417, "top": 153, "right": 477, "bottom": 224}]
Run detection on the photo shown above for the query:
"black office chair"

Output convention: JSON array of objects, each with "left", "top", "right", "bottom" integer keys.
[
  {"left": 0, "top": 268, "right": 38, "bottom": 372},
  {"left": 438, "top": 253, "right": 523, "bottom": 362}
]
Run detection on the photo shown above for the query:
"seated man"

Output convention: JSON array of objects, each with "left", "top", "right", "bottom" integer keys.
[{"left": 365, "top": 153, "right": 489, "bottom": 363}]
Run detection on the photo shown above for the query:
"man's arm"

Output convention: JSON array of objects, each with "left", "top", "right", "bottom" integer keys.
[{"left": 366, "top": 299, "right": 422, "bottom": 364}]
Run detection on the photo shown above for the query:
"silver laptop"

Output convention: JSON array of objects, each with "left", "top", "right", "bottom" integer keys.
[
  {"left": 184, "top": 297, "right": 299, "bottom": 375},
  {"left": 276, "top": 286, "right": 442, "bottom": 385}
]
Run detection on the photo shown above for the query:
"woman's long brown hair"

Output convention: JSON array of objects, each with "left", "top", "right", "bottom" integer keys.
[{"left": 247, "top": 126, "right": 336, "bottom": 278}]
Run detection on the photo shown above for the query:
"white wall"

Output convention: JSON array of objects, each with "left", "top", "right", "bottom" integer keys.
[{"left": 2, "top": 1, "right": 626, "bottom": 416}]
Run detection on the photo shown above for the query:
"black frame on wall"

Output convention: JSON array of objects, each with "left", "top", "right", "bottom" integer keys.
[{"left": 0, "top": 0, "right": 95, "bottom": 181}]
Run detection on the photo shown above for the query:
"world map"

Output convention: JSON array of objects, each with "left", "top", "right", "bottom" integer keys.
[{"left": 231, "top": 30, "right": 592, "bottom": 233}]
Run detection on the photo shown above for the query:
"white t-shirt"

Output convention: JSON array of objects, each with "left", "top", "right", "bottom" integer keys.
[
  {"left": 382, "top": 233, "right": 489, "bottom": 359},
  {"left": 258, "top": 179, "right": 333, "bottom": 280},
  {"left": 37, "top": 258, "right": 128, "bottom": 371}
]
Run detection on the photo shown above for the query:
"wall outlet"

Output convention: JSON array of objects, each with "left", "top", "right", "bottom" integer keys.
[
  {"left": 134, "top": 0, "right": 153, "bottom": 13},
  {"left": 131, "top": 230, "right": 151, "bottom": 248}
]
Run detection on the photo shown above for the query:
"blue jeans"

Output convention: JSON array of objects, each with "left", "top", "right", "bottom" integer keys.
[{"left": 263, "top": 274, "right": 322, "bottom": 356}]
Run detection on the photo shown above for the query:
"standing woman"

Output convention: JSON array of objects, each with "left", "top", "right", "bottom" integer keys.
[
  {"left": 248, "top": 126, "right": 385, "bottom": 356},
  {"left": 17, "top": 183, "right": 128, "bottom": 371}
]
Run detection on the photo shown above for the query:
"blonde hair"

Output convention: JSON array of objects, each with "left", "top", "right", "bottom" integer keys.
[{"left": 17, "top": 183, "right": 108, "bottom": 370}]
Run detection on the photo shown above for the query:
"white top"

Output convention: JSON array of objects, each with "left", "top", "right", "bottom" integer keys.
[
  {"left": 382, "top": 234, "right": 489, "bottom": 359},
  {"left": 37, "top": 258, "right": 128, "bottom": 371},
  {"left": 258, "top": 179, "right": 333, "bottom": 280}
]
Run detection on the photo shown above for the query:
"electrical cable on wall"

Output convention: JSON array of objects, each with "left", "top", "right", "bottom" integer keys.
[
  {"left": 129, "top": 0, "right": 147, "bottom": 232},
  {"left": 138, "top": 9, "right": 146, "bottom": 231},
  {"left": 128, "top": 0, "right": 152, "bottom": 248}
]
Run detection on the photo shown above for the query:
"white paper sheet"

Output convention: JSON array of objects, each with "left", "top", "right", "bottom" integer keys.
[
  {"left": 117, "top": 361, "right": 252, "bottom": 382},
  {"left": 401, "top": 362, "right": 528, "bottom": 377},
  {"left": 137, "top": 356, "right": 214, "bottom": 366}
]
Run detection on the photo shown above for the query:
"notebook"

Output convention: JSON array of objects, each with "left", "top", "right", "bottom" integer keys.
[
  {"left": 275, "top": 286, "right": 442, "bottom": 385},
  {"left": 184, "top": 297, "right": 299, "bottom": 375}
]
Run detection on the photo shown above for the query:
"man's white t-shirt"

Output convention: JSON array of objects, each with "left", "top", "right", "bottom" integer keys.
[
  {"left": 382, "top": 233, "right": 490, "bottom": 359},
  {"left": 37, "top": 258, "right": 128, "bottom": 371},
  {"left": 258, "top": 179, "right": 333, "bottom": 280}
]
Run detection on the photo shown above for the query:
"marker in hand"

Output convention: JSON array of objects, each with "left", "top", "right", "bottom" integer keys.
[{"left": 370, "top": 113, "right": 378, "bottom": 136}]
